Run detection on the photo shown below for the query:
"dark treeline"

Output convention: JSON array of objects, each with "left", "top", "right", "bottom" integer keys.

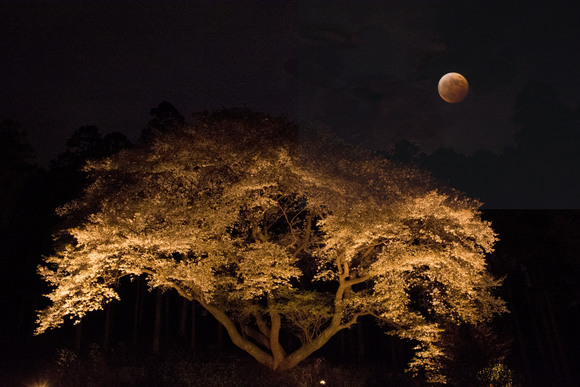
[
  {"left": 1, "top": 83, "right": 579, "bottom": 385},
  {"left": 387, "top": 81, "right": 580, "bottom": 209},
  {"left": 482, "top": 209, "right": 580, "bottom": 386}
]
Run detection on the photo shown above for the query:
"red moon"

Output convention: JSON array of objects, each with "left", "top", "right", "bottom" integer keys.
[{"left": 438, "top": 72, "right": 469, "bottom": 103}]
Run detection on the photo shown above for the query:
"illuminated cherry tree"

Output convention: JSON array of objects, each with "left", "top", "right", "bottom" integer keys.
[{"left": 36, "top": 109, "right": 505, "bottom": 383}]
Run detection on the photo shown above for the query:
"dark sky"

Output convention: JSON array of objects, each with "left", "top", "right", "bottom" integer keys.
[{"left": 2, "top": 1, "right": 580, "bottom": 207}]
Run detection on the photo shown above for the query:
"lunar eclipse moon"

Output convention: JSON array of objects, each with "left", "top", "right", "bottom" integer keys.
[{"left": 438, "top": 72, "right": 469, "bottom": 103}]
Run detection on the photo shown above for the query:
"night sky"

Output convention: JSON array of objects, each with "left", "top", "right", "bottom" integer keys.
[{"left": 2, "top": 1, "right": 580, "bottom": 208}]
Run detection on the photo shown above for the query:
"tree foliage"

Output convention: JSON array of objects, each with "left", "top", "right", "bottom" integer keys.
[{"left": 36, "top": 109, "right": 505, "bottom": 382}]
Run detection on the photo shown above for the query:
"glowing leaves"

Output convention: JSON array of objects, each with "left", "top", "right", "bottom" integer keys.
[
  {"left": 400, "top": 322, "right": 447, "bottom": 384},
  {"left": 404, "top": 191, "right": 497, "bottom": 253},
  {"left": 35, "top": 110, "right": 506, "bottom": 381},
  {"left": 236, "top": 242, "right": 301, "bottom": 300},
  {"left": 35, "top": 248, "right": 121, "bottom": 335},
  {"left": 276, "top": 290, "right": 334, "bottom": 343}
]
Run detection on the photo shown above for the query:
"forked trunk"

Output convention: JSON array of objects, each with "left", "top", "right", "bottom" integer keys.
[
  {"left": 202, "top": 298, "right": 344, "bottom": 371},
  {"left": 276, "top": 322, "right": 343, "bottom": 370}
]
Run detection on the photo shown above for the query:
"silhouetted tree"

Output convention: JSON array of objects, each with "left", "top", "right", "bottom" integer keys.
[
  {"left": 513, "top": 81, "right": 576, "bottom": 154},
  {"left": 388, "top": 140, "right": 421, "bottom": 165},
  {"left": 509, "top": 81, "right": 580, "bottom": 207},
  {"left": 413, "top": 81, "right": 580, "bottom": 209},
  {"left": 0, "top": 119, "right": 37, "bottom": 228},
  {"left": 140, "top": 101, "right": 186, "bottom": 142},
  {"left": 49, "top": 125, "right": 132, "bottom": 206},
  {"left": 484, "top": 210, "right": 580, "bottom": 385},
  {"left": 421, "top": 148, "right": 469, "bottom": 192},
  {"left": 51, "top": 126, "right": 132, "bottom": 171},
  {"left": 0, "top": 119, "right": 42, "bottom": 344}
]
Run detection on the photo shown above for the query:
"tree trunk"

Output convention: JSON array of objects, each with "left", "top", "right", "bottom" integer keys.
[
  {"left": 505, "top": 281, "right": 532, "bottom": 385},
  {"left": 278, "top": 321, "right": 344, "bottom": 370},
  {"left": 357, "top": 323, "right": 365, "bottom": 363},
  {"left": 163, "top": 292, "right": 170, "bottom": 342},
  {"left": 175, "top": 288, "right": 350, "bottom": 372},
  {"left": 132, "top": 276, "right": 144, "bottom": 346},
  {"left": 103, "top": 303, "right": 112, "bottom": 351},
  {"left": 217, "top": 322, "right": 224, "bottom": 349},
  {"left": 200, "top": 300, "right": 275, "bottom": 369},
  {"left": 75, "top": 321, "right": 82, "bottom": 353},
  {"left": 153, "top": 288, "right": 163, "bottom": 353},
  {"left": 348, "top": 327, "right": 355, "bottom": 361},
  {"left": 179, "top": 297, "right": 188, "bottom": 337},
  {"left": 265, "top": 293, "right": 286, "bottom": 369},
  {"left": 544, "top": 289, "right": 570, "bottom": 382},
  {"left": 190, "top": 300, "right": 196, "bottom": 351}
]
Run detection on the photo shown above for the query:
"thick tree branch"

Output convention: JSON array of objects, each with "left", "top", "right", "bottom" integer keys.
[
  {"left": 335, "top": 250, "right": 346, "bottom": 279},
  {"left": 277, "top": 275, "right": 373, "bottom": 370},
  {"left": 339, "top": 312, "right": 364, "bottom": 330},
  {"left": 267, "top": 293, "right": 286, "bottom": 369},
  {"left": 241, "top": 324, "right": 271, "bottom": 350},
  {"left": 290, "top": 207, "right": 308, "bottom": 225},
  {"left": 251, "top": 221, "right": 268, "bottom": 243},
  {"left": 141, "top": 272, "right": 275, "bottom": 368},
  {"left": 291, "top": 213, "right": 313, "bottom": 259},
  {"left": 342, "top": 252, "right": 350, "bottom": 279},
  {"left": 199, "top": 299, "right": 275, "bottom": 369},
  {"left": 255, "top": 313, "right": 271, "bottom": 338},
  {"left": 278, "top": 203, "right": 296, "bottom": 242},
  {"left": 280, "top": 314, "right": 343, "bottom": 370},
  {"left": 344, "top": 274, "right": 372, "bottom": 287}
]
